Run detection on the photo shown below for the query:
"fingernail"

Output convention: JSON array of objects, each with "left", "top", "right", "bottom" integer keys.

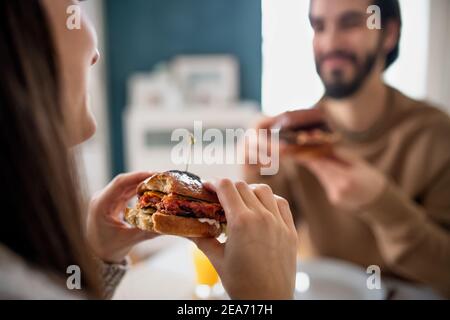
[{"left": 210, "top": 177, "right": 221, "bottom": 184}]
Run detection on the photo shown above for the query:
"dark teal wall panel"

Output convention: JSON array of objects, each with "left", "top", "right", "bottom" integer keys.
[{"left": 105, "top": 0, "right": 262, "bottom": 176}]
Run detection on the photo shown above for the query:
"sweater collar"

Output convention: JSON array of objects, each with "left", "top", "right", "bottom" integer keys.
[{"left": 317, "top": 86, "right": 398, "bottom": 143}]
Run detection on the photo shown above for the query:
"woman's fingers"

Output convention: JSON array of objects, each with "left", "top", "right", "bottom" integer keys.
[
  {"left": 112, "top": 171, "right": 154, "bottom": 188},
  {"left": 234, "top": 181, "right": 265, "bottom": 211},
  {"left": 249, "top": 184, "right": 280, "bottom": 217},
  {"left": 91, "top": 172, "right": 154, "bottom": 222},
  {"left": 101, "top": 171, "right": 154, "bottom": 203},
  {"left": 206, "top": 180, "right": 285, "bottom": 221},
  {"left": 274, "top": 195, "right": 295, "bottom": 230},
  {"left": 123, "top": 226, "right": 160, "bottom": 242},
  {"left": 208, "top": 179, "right": 249, "bottom": 223}
]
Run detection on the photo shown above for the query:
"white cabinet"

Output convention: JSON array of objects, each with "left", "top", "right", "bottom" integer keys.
[{"left": 124, "top": 106, "right": 260, "bottom": 181}]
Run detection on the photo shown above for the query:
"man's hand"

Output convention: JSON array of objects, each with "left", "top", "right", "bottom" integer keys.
[
  {"left": 245, "top": 109, "right": 326, "bottom": 168},
  {"left": 87, "top": 172, "right": 159, "bottom": 263},
  {"left": 299, "top": 150, "right": 387, "bottom": 211}
]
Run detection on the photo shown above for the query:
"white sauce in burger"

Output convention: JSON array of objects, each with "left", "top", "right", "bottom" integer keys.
[{"left": 198, "top": 218, "right": 220, "bottom": 229}]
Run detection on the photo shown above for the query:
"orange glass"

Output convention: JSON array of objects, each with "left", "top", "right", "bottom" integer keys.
[{"left": 192, "top": 247, "right": 219, "bottom": 286}]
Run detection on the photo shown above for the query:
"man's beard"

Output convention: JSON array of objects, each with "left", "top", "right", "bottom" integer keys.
[{"left": 315, "top": 49, "right": 378, "bottom": 99}]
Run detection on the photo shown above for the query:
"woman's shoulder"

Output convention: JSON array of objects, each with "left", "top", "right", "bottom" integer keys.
[{"left": 0, "top": 244, "right": 81, "bottom": 300}]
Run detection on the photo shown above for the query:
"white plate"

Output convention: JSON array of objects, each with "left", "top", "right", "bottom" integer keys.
[{"left": 295, "top": 258, "right": 386, "bottom": 300}]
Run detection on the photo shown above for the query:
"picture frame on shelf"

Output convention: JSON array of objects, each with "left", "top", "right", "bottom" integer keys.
[{"left": 171, "top": 55, "right": 239, "bottom": 109}]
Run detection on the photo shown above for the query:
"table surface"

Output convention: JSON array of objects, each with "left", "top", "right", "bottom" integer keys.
[{"left": 113, "top": 237, "right": 443, "bottom": 300}]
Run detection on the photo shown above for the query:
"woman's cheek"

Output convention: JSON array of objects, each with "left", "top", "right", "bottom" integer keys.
[
  {"left": 65, "top": 92, "right": 97, "bottom": 146},
  {"left": 75, "top": 93, "right": 97, "bottom": 144},
  {"left": 83, "top": 100, "right": 97, "bottom": 141}
]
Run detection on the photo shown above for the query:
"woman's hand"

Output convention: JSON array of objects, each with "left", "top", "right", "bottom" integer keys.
[
  {"left": 194, "top": 179, "right": 298, "bottom": 300},
  {"left": 87, "top": 172, "right": 159, "bottom": 263}
]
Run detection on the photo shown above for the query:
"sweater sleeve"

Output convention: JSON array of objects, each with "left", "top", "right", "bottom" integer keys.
[
  {"left": 360, "top": 168, "right": 450, "bottom": 298},
  {"left": 98, "top": 257, "right": 129, "bottom": 299}
]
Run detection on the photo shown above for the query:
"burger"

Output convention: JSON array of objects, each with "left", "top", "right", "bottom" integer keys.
[
  {"left": 125, "top": 170, "right": 226, "bottom": 238},
  {"left": 276, "top": 109, "right": 340, "bottom": 159}
]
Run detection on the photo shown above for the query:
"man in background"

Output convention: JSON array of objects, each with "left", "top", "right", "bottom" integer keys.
[{"left": 245, "top": 0, "right": 450, "bottom": 298}]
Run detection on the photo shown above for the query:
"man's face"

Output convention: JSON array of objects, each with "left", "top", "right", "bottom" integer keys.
[{"left": 310, "top": 0, "right": 385, "bottom": 99}]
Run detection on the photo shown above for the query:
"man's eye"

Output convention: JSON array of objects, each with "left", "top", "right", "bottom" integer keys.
[
  {"left": 340, "top": 18, "right": 365, "bottom": 30},
  {"left": 312, "top": 23, "right": 325, "bottom": 33}
]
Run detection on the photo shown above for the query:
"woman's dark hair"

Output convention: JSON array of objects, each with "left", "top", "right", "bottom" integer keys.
[
  {"left": 0, "top": 1, "right": 100, "bottom": 296},
  {"left": 374, "top": 0, "right": 402, "bottom": 70}
]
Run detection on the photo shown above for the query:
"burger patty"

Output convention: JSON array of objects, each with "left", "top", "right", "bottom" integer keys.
[
  {"left": 280, "top": 128, "right": 339, "bottom": 146},
  {"left": 296, "top": 129, "right": 338, "bottom": 146},
  {"left": 139, "top": 191, "right": 163, "bottom": 208},
  {"left": 139, "top": 191, "right": 226, "bottom": 222}
]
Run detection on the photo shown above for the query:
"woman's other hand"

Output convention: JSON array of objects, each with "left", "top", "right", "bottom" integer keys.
[{"left": 87, "top": 172, "right": 158, "bottom": 263}]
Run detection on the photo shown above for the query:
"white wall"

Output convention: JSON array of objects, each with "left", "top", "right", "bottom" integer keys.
[
  {"left": 426, "top": 0, "right": 450, "bottom": 111},
  {"left": 384, "top": 0, "right": 430, "bottom": 100},
  {"left": 262, "top": 0, "right": 323, "bottom": 115},
  {"left": 261, "top": 0, "right": 450, "bottom": 116}
]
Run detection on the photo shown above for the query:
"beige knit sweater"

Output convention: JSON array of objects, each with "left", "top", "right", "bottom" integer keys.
[{"left": 244, "top": 87, "right": 450, "bottom": 298}]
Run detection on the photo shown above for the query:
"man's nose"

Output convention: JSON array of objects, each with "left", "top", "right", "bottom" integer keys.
[{"left": 321, "top": 27, "right": 345, "bottom": 53}]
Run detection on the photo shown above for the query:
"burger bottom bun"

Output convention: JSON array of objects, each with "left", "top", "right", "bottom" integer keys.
[
  {"left": 125, "top": 208, "right": 223, "bottom": 238},
  {"left": 153, "top": 212, "right": 222, "bottom": 238}
]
